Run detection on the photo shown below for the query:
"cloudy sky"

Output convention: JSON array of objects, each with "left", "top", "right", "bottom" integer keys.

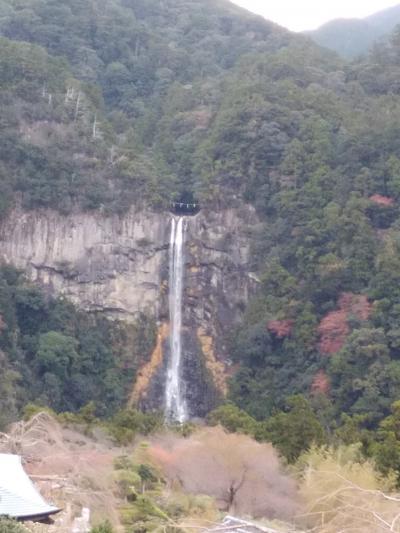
[{"left": 230, "top": 0, "right": 400, "bottom": 31}]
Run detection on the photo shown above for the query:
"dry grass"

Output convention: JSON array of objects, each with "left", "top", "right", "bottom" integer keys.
[
  {"left": 0, "top": 413, "right": 124, "bottom": 531},
  {"left": 296, "top": 446, "right": 400, "bottom": 533}
]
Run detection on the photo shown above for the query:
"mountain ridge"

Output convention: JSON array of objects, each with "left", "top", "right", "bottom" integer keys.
[{"left": 306, "top": 3, "right": 400, "bottom": 58}]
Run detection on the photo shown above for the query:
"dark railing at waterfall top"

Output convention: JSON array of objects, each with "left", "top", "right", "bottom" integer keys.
[{"left": 171, "top": 201, "right": 200, "bottom": 215}]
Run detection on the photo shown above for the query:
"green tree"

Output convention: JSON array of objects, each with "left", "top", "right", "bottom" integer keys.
[
  {"left": 36, "top": 331, "right": 78, "bottom": 380},
  {"left": 109, "top": 409, "right": 162, "bottom": 444},
  {"left": 262, "top": 395, "right": 325, "bottom": 462},
  {"left": 329, "top": 328, "right": 398, "bottom": 421},
  {"left": 207, "top": 403, "right": 258, "bottom": 436},
  {"left": 372, "top": 400, "right": 400, "bottom": 483}
]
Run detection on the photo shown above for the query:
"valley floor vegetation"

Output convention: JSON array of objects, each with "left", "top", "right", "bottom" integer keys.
[{"left": 2, "top": 411, "right": 400, "bottom": 533}]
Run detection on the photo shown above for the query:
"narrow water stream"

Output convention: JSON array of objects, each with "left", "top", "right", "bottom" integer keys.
[{"left": 165, "top": 216, "right": 188, "bottom": 422}]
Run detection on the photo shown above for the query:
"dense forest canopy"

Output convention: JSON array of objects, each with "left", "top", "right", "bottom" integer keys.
[
  {"left": 2, "top": 0, "right": 400, "bottom": 482},
  {"left": 0, "top": 0, "right": 295, "bottom": 212},
  {"left": 0, "top": 264, "right": 157, "bottom": 428}
]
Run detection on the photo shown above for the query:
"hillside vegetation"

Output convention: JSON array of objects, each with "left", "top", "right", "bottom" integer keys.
[
  {"left": 0, "top": 265, "right": 156, "bottom": 427},
  {"left": 2, "top": 0, "right": 400, "bottom": 491},
  {"left": 0, "top": 0, "right": 293, "bottom": 212},
  {"left": 3, "top": 413, "right": 400, "bottom": 532}
]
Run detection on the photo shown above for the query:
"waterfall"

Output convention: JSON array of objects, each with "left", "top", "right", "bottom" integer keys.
[{"left": 165, "top": 216, "right": 188, "bottom": 423}]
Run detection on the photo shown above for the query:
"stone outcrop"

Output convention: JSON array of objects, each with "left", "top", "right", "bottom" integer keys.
[
  {"left": 0, "top": 205, "right": 259, "bottom": 416},
  {"left": 0, "top": 208, "right": 169, "bottom": 319}
]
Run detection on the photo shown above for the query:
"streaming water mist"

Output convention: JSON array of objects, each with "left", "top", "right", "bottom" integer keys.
[{"left": 165, "top": 217, "right": 188, "bottom": 423}]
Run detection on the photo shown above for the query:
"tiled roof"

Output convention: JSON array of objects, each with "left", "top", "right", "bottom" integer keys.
[
  {"left": 0, "top": 454, "right": 60, "bottom": 519},
  {"left": 207, "top": 516, "right": 283, "bottom": 533}
]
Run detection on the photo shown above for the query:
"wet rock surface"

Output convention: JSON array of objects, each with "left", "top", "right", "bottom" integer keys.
[{"left": 0, "top": 205, "right": 259, "bottom": 416}]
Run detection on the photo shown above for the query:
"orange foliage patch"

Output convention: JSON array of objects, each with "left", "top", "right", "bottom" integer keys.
[
  {"left": 369, "top": 194, "right": 395, "bottom": 207},
  {"left": 318, "top": 293, "right": 372, "bottom": 355},
  {"left": 339, "top": 293, "right": 372, "bottom": 321},
  {"left": 198, "top": 327, "right": 228, "bottom": 396},
  {"left": 267, "top": 320, "right": 294, "bottom": 338},
  {"left": 318, "top": 309, "right": 349, "bottom": 355},
  {"left": 128, "top": 322, "right": 169, "bottom": 407},
  {"left": 311, "top": 370, "right": 331, "bottom": 395}
]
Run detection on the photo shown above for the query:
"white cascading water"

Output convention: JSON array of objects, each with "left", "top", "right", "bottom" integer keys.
[{"left": 165, "top": 216, "right": 188, "bottom": 423}]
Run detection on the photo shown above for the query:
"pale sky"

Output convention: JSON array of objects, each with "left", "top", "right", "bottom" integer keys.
[{"left": 230, "top": 0, "right": 400, "bottom": 32}]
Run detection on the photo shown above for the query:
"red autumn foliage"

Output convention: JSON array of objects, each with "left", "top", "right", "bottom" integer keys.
[
  {"left": 318, "top": 293, "right": 372, "bottom": 355},
  {"left": 267, "top": 319, "right": 294, "bottom": 338},
  {"left": 369, "top": 194, "right": 395, "bottom": 207},
  {"left": 318, "top": 309, "right": 349, "bottom": 355},
  {"left": 340, "top": 293, "right": 372, "bottom": 321},
  {"left": 311, "top": 370, "right": 331, "bottom": 395}
]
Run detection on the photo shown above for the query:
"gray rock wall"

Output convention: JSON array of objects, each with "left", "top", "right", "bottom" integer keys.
[
  {"left": 0, "top": 205, "right": 259, "bottom": 415},
  {"left": 0, "top": 208, "right": 168, "bottom": 318}
]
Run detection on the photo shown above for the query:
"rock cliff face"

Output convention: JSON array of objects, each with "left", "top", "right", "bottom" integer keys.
[
  {"left": 0, "top": 205, "right": 258, "bottom": 416},
  {"left": 0, "top": 208, "right": 168, "bottom": 318}
]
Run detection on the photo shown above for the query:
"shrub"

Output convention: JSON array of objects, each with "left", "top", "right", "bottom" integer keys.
[{"left": 0, "top": 518, "right": 26, "bottom": 533}]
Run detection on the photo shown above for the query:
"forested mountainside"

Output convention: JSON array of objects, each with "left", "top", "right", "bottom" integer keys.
[
  {"left": 306, "top": 4, "right": 400, "bottom": 59},
  {"left": 0, "top": 0, "right": 294, "bottom": 213},
  {"left": 3, "top": 0, "right": 400, "bottom": 485}
]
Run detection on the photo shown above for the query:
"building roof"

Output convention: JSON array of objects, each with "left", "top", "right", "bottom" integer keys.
[
  {"left": 207, "top": 516, "right": 286, "bottom": 533},
  {"left": 0, "top": 454, "right": 60, "bottom": 519}
]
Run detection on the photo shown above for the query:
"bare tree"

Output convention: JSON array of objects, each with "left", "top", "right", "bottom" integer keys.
[
  {"left": 74, "top": 91, "right": 82, "bottom": 121},
  {"left": 148, "top": 427, "right": 299, "bottom": 521},
  {"left": 92, "top": 113, "right": 98, "bottom": 139}
]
